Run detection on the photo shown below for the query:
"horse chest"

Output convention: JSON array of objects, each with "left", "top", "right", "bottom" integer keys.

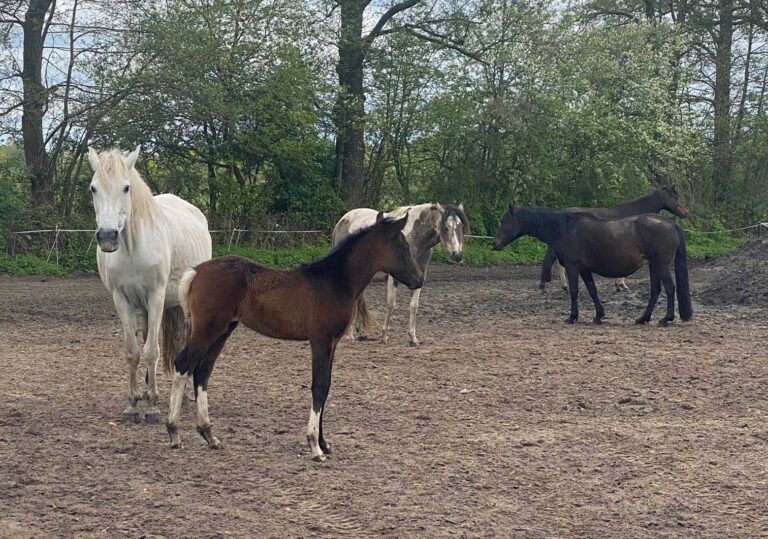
[{"left": 98, "top": 252, "right": 169, "bottom": 305}]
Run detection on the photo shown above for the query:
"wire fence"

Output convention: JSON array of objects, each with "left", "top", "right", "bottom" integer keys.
[{"left": 5, "top": 221, "right": 768, "bottom": 268}]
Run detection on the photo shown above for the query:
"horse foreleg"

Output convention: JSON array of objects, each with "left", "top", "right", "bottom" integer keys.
[
  {"left": 307, "top": 337, "right": 336, "bottom": 461},
  {"left": 581, "top": 271, "right": 606, "bottom": 324},
  {"left": 381, "top": 276, "right": 398, "bottom": 344},
  {"left": 112, "top": 292, "right": 141, "bottom": 423},
  {"left": 658, "top": 270, "right": 676, "bottom": 327},
  {"left": 142, "top": 290, "right": 165, "bottom": 423},
  {"left": 565, "top": 268, "right": 580, "bottom": 324},
  {"left": 636, "top": 267, "right": 661, "bottom": 325},
  {"left": 407, "top": 287, "right": 422, "bottom": 347}
]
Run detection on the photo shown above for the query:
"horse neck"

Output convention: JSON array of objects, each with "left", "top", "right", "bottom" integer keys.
[
  {"left": 408, "top": 207, "right": 441, "bottom": 254},
  {"left": 519, "top": 209, "right": 566, "bottom": 245},
  {"left": 610, "top": 192, "right": 664, "bottom": 216},
  {"left": 340, "top": 237, "right": 388, "bottom": 296}
]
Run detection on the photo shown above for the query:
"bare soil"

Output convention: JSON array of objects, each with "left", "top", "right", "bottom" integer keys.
[{"left": 1, "top": 257, "right": 767, "bottom": 538}]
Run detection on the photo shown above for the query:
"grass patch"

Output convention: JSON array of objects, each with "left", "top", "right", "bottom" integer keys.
[
  {"left": 0, "top": 229, "right": 747, "bottom": 277},
  {"left": 0, "top": 254, "right": 65, "bottom": 276},
  {"left": 684, "top": 229, "right": 745, "bottom": 259}
]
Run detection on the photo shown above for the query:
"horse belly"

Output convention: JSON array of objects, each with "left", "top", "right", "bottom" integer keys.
[{"left": 241, "top": 297, "right": 309, "bottom": 341}]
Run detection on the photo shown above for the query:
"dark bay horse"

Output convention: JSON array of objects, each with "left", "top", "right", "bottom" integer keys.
[
  {"left": 165, "top": 214, "right": 423, "bottom": 461},
  {"left": 540, "top": 186, "right": 689, "bottom": 291},
  {"left": 493, "top": 205, "right": 693, "bottom": 325}
]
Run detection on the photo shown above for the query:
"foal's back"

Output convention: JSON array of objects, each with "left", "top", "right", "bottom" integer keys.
[{"left": 188, "top": 256, "right": 340, "bottom": 341}]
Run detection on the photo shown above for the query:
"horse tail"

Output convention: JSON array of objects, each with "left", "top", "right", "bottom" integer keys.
[
  {"left": 161, "top": 305, "right": 188, "bottom": 374},
  {"left": 674, "top": 225, "right": 693, "bottom": 321},
  {"left": 160, "top": 268, "right": 197, "bottom": 374},
  {"left": 356, "top": 295, "right": 381, "bottom": 336},
  {"left": 178, "top": 268, "right": 196, "bottom": 318}
]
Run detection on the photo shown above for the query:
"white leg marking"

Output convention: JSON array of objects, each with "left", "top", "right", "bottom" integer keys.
[
  {"left": 306, "top": 406, "right": 324, "bottom": 461},
  {"left": 196, "top": 389, "right": 210, "bottom": 429},
  {"left": 408, "top": 288, "right": 422, "bottom": 346},
  {"left": 167, "top": 372, "right": 189, "bottom": 428}
]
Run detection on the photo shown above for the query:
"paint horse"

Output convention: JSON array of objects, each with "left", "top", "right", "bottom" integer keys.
[
  {"left": 332, "top": 203, "right": 469, "bottom": 346},
  {"left": 166, "top": 214, "right": 423, "bottom": 461},
  {"left": 541, "top": 186, "right": 689, "bottom": 291},
  {"left": 494, "top": 205, "right": 692, "bottom": 326},
  {"left": 89, "top": 147, "right": 212, "bottom": 423}
]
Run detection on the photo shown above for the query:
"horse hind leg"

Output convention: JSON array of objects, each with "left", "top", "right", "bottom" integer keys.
[
  {"left": 194, "top": 321, "right": 238, "bottom": 449},
  {"left": 636, "top": 267, "right": 661, "bottom": 325},
  {"left": 658, "top": 271, "right": 676, "bottom": 327}
]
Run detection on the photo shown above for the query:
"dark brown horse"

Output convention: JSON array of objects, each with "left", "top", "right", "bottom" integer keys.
[
  {"left": 493, "top": 205, "right": 693, "bottom": 325},
  {"left": 540, "top": 186, "right": 689, "bottom": 291},
  {"left": 165, "top": 214, "right": 423, "bottom": 461}
]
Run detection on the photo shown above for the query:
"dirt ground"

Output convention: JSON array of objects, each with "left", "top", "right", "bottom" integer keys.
[{"left": 1, "top": 253, "right": 767, "bottom": 538}]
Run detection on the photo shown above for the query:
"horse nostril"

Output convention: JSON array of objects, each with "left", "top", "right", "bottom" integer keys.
[{"left": 97, "top": 229, "right": 119, "bottom": 243}]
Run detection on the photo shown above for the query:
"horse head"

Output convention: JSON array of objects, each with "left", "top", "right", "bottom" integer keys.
[
  {"left": 492, "top": 203, "right": 523, "bottom": 251},
  {"left": 659, "top": 185, "right": 689, "bottom": 219},
  {"left": 88, "top": 146, "right": 142, "bottom": 252},
  {"left": 374, "top": 212, "right": 423, "bottom": 289},
  {"left": 438, "top": 203, "right": 469, "bottom": 263}
]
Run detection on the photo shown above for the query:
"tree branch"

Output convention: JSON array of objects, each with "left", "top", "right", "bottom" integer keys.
[{"left": 365, "top": 0, "right": 421, "bottom": 42}]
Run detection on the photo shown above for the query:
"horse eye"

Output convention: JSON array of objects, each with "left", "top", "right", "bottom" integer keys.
[
  {"left": 90, "top": 185, "right": 96, "bottom": 194},
  {"left": 123, "top": 185, "right": 130, "bottom": 193}
]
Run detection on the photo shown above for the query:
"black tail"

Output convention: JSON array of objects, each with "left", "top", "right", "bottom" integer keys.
[{"left": 674, "top": 225, "right": 693, "bottom": 321}]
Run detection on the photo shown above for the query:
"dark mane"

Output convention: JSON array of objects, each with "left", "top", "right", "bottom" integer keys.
[
  {"left": 444, "top": 204, "right": 470, "bottom": 232},
  {"left": 517, "top": 206, "right": 568, "bottom": 236},
  {"left": 300, "top": 217, "right": 398, "bottom": 278}
]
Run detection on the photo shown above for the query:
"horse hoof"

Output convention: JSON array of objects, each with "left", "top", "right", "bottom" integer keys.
[
  {"left": 208, "top": 437, "right": 222, "bottom": 450},
  {"left": 312, "top": 453, "right": 327, "bottom": 462},
  {"left": 409, "top": 340, "right": 419, "bottom": 347},
  {"left": 170, "top": 441, "right": 183, "bottom": 449},
  {"left": 635, "top": 318, "right": 649, "bottom": 325},
  {"left": 565, "top": 317, "right": 576, "bottom": 325},
  {"left": 320, "top": 440, "right": 331, "bottom": 455},
  {"left": 593, "top": 317, "right": 604, "bottom": 325},
  {"left": 122, "top": 411, "right": 140, "bottom": 424},
  {"left": 144, "top": 411, "right": 162, "bottom": 424},
  {"left": 658, "top": 320, "right": 670, "bottom": 327}
]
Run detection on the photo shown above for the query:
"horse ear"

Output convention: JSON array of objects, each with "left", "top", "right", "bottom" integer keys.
[
  {"left": 457, "top": 203, "right": 464, "bottom": 212},
  {"left": 508, "top": 202, "right": 515, "bottom": 213},
  {"left": 435, "top": 203, "right": 445, "bottom": 212},
  {"left": 393, "top": 213, "right": 408, "bottom": 233},
  {"left": 671, "top": 184, "right": 678, "bottom": 194},
  {"left": 87, "top": 147, "right": 100, "bottom": 171},
  {"left": 375, "top": 211, "right": 385, "bottom": 223},
  {"left": 124, "top": 145, "right": 141, "bottom": 170}
]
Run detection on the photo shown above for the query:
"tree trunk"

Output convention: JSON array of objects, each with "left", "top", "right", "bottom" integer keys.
[
  {"left": 335, "top": 0, "right": 367, "bottom": 207},
  {"left": 21, "top": 0, "right": 54, "bottom": 208},
  {"left": 712, "top": 0, "right": 733, "bottom": 207}
]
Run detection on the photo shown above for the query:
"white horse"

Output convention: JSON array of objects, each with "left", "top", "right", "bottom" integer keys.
[
  {"left": 332, "top": 203, "right": 468, "bottom": 346},
  {"left": 88, "top": 146, "right": 212, "bottom": 423}
]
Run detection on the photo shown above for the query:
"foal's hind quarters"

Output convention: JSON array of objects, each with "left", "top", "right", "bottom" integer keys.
[
  {"left": 165, "top": 214, "right": 423, "bottom": 461},
  {"left": 88, "top": 146, "right": 211, "bottom": 424},
  {"left": 493, "top": 204, "right": 693, "bottom": 326}
]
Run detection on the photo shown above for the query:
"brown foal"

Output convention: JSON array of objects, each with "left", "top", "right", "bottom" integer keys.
[{"left": 166, "top": 214, "right": 423, "bottom": 460}]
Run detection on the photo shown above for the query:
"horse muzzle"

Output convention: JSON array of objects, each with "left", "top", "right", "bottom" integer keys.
[
  {"left": 96, "top": 228, "right": 120, "bottom": 252},
  {"left": 451, "top": 251, "right": 463, "bottom": 263},
  {"left": 492, "top": 238, "right": 505, "bottom": 251}
]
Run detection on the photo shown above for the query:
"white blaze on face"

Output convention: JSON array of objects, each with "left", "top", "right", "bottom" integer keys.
[{"left": 443, "top": 215, "right": 463, "bottom": 257}]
